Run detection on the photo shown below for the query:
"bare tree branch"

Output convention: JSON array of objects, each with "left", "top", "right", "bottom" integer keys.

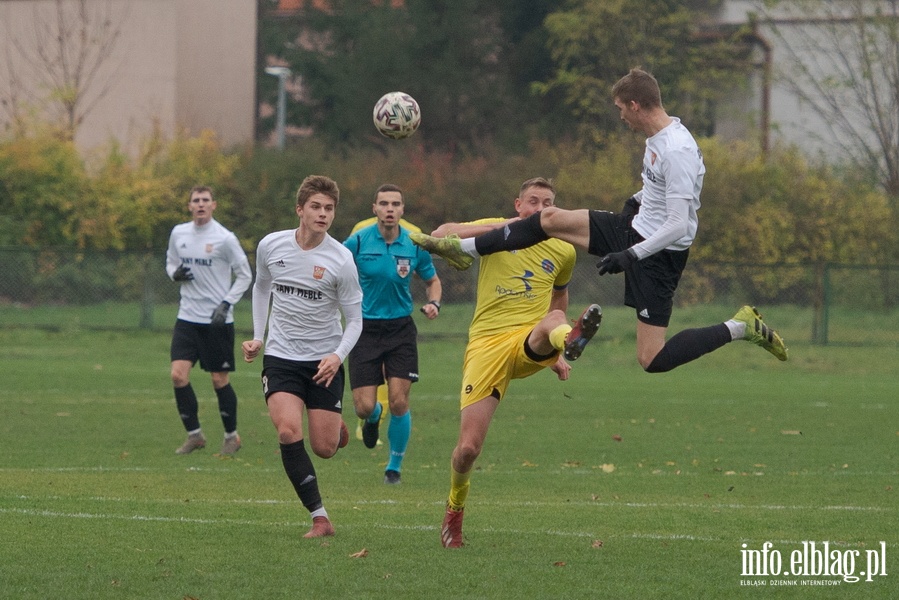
[
  {"left": 1, "top": 0, "right": 127, "bottom": 137},
  {"left": 760, "top": 0, "right": 899, "bottom": 199}
]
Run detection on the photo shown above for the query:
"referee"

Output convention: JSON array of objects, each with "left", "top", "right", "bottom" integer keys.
[
  {"left": 166, "top": 186, "right": 252, "bottom": 455},
  {"left": 344, "top": 184, "right": 442, "bottom": 484}
]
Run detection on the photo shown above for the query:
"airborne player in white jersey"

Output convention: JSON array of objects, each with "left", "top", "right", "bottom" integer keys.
[
  {"left": 242, "top": 175, "right": 363, "bottom": 539},
  {"left": 412, "top": 68, "right": 788, "bottom": 386},
  {"left": 166, "top": 185, "right": 252, "bottom": 456}
]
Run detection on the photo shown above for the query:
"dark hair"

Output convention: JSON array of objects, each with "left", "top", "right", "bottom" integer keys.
[
  {"left": 612, "top": 68, "right": 663, "bottom": 109},
  {"left": 375, "top": 183, "right": 403, "bottom": 200},
  {"left": 296, "top": 175, "right": 340, "bottom": 207},
  {"left": 189, "top": 185, "right": 213, "bottom": 200},
  {"left": 519, "top": 177, "right": 555, "bottom": 196}
]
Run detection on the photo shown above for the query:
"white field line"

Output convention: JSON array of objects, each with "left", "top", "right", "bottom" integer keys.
[
  {"left": 2, "top": 506, "right": 893, "bottom": 548},
  {"left": 3, "top": 493, "right": 892, "bottom": 514}
]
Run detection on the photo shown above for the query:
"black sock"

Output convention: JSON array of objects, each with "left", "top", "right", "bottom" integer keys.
[
  {"left": 215, "top": 383, "right": 238, "bottom": 434},
  {"left": 280, "top": 440, "right": 322, "bottom": 512},
  {"left": 645, "top": 324, "right": 731, "bottom": 373},
  {"left": 474, "top": 212, "right": 549, "bottom": 255},
  {"left": 174, "top": 384, "right": 200, "bottom": 431}
]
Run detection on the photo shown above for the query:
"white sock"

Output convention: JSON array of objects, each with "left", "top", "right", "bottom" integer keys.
[
  {"left": 725, "top": 319, "right": 745, "bottom": 341},
  {"left": 311, "top": 507, "right": 329, "bottom": 519},
  {"left": 459, "top": 237, "right": 478, "bottom": 256},
  {"left": 188, "top": 428, "right": 202, "bottom": 436},
  {"left": 224, "top": 431, "right": 238, "bottom": 440}
]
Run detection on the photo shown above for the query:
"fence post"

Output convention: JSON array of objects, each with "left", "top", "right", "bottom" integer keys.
[
  {"left": 811, "top": 261, "right": 831, "bottom": 345},
  {"left": 139, "top": 253, "right": 154, "bottom": 329}
]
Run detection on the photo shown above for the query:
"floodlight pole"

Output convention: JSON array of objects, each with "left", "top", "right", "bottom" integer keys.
[{"left": 264, "top": 66, "right": 291, "bottom": 150}]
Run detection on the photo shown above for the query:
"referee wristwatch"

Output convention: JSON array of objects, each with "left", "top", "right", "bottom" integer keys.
[{"left": 424, "top": 300, "right": 441, "bottom": 312}]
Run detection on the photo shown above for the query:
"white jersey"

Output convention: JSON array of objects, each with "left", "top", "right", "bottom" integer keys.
[
  {"left": 252, "top": 229, "right": 363, "bottom": 362},
  {"left": 631, "top": 117, "right": 705, "bottom": 255},
  {"left": 166, "top": 219, "right": 252, "bottom": 324}
]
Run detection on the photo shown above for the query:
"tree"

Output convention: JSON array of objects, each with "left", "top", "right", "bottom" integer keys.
[
  {"left": 758, "top": 0, "right": 899, "bottom": 205},
  {"left": 0, "top": 0, "right": 126, "bottom": 139},
  {"left": 535, "top": 0, "right": 754, "bottom": 145},
  {"left": 258, "top": 0, "right": 566, "bottom": 151}
]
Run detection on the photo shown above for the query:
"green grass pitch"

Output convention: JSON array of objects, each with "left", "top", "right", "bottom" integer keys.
[{"left": 0, "top": 305, "right": 896, "bottom": 599}]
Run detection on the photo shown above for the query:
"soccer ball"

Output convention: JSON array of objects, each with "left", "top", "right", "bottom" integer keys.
[{"left": 372, "top": 92, "right": 421, "bottom": 139}]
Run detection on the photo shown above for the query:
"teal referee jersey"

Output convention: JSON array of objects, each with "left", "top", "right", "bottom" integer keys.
[{"left": 344, "top": 224, "right": 437, "bottom": 320}]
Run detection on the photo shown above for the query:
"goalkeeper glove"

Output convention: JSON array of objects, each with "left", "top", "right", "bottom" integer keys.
[
  {"left": 597, "top": 248, "right": 637, "bottom": 275},
  {"left": 210, "top": 301, "right": 231, "bottom": 326},
  {"left": 173, "top": 265, "right": 194, "bottom": 281}
]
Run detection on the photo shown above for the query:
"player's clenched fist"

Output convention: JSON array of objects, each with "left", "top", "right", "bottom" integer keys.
[{"left": 242, "top": 339, "right": 263, "bottom": 363}]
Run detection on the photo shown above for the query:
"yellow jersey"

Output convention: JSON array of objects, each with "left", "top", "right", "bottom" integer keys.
[
  {"left": 349, "top": 217, "right": 422, "bottom": 235},
  {"left": 468, "top": 218, "right": 576, "bottom": 339}
]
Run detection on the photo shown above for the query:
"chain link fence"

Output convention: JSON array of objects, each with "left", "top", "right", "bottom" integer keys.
[{"left": 1, "top": 247, "right": 897, "bottom": 346}]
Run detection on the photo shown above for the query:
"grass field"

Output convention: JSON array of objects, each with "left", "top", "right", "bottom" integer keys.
[{"left": 1, "top": 304, "right": 896, "bottom": 599}]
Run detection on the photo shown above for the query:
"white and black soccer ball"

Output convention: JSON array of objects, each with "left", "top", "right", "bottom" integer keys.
[{"left": 372, "top": 92, "right": 421, "bottom": 139}]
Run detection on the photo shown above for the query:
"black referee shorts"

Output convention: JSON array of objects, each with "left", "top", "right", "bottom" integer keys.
[
  {"left": 586, "top": 210, "right": 689, "bottom": 328},
  {"left": 348, "top": 316, "right": 419, "bottom": 389}
]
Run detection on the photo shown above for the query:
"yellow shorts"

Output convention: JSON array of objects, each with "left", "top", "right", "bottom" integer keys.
[{"left": 459, "top": 326, "right": 559, "bottom": 409}]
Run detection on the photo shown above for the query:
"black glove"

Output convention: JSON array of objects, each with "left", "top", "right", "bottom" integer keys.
[
  {"left": 173, "top": 265, "right": 194, "bottom": 281},
  {"left": 597, "top": 248, "right": 637, "bottom": 275},
  {"left": 210, "top": 301, "right": 231, "bottom": 326},
  {"left": 621, "top": 196, "right": 640, "bottom": 220}
]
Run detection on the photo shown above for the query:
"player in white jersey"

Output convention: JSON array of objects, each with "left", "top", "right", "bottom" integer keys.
[
  {"left": 412, "top": 68, "right": 788, "bottom": 374},
  {"left": 242, "top": 175, "right": 363, "bottom": 539},
  {"left": 166, "top": 186, "right": 252, "bottom": 456}
]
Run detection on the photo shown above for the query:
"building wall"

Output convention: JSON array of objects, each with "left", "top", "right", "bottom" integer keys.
[
  {"left": 714, "top": 0, "right": 890, "bottom": 162},
  {"left": 0, "top": 0, "right": 256, "bottom": 154}
]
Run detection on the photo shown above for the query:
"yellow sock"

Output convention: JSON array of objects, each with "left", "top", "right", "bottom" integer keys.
[
  {"left": 549, "top": 324, "right": 572, "bottom": 351},
  {"left": 447, "top": 465, "right": 471, "bottom": 511}
]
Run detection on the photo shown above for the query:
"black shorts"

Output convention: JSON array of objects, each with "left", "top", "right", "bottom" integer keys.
[
  {"left": 261, "top": 355, "right": 344, "bottom": 413},
  {"left": 170, "top": 319, "right": 236, "bottom": 372},
  {"left": 587, "top": 210, "right": 689, "bottom": 327},
  {"left": 348, "top": 316, "right": 419, "bottom": 389}
]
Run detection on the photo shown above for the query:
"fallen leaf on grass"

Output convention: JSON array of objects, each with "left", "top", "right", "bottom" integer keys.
[
  {"left": 350, "top": 548, "right": 369, "bottom": 558},
  {"left": 553, "top": 561, "right": 566, "bottom": 567},
  {"left": 781, "top": 430, "right": 802, "bottom": 435},
  {"left": 592, "top": 540, "right": 604, "bottom": 548},
  {"left": 612, "top": 434, "right": 622, "bottom": 442}
]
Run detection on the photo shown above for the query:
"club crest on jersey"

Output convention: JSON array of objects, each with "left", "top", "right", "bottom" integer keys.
[
  {"left": 395, "top": 257, "right": 411, "bottom": 278},
  {"left": 205, "top": 244, "right": 214, "bottom": 253},
  {"left": 313, "top": 265, "right": 326, "bottom": 280}
]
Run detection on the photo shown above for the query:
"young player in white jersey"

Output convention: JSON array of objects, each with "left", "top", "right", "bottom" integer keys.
[
  {"left": 242, "top": 175, "right": 363, "bottom": 539},
  {"left": 412, "top": 68, "right": 788, "bottom": 377},
  {"left": 166, "top": 185, "right": 252, "bottom": 455}
]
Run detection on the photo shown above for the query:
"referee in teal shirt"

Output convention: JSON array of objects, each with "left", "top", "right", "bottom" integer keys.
[{"left": 344, "top": 184, "right": 442, "bottom": 484}]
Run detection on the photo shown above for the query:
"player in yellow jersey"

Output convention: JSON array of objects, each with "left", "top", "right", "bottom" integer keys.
[{"left": 416, "top": 177, "right": 602, "bottom": 548}]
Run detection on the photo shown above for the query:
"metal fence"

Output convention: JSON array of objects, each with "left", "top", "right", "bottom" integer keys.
[{"left": 1, "top": 247, "right": 897, "bottom": 346}]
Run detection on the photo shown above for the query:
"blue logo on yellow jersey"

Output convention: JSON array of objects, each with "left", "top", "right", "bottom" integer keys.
[
  {"left": 541, "top": 259, "right": 556, "bottom": 274},
  {"left": 511, "top": 270, "right": 534, "bottom": 291}
]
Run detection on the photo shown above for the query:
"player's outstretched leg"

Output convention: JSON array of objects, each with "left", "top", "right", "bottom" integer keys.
[
  {"left": 732, "top": 305, "right": 788, "bottom": 361},
  {"left": 409, "top": 233, "right": 474, "bottom": 271},
  {"left": 441, "top": 505, "right": 464, "bottom": 548},
  {"left": 564, "top": 304, "right": 603, "bottom": 361}
]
